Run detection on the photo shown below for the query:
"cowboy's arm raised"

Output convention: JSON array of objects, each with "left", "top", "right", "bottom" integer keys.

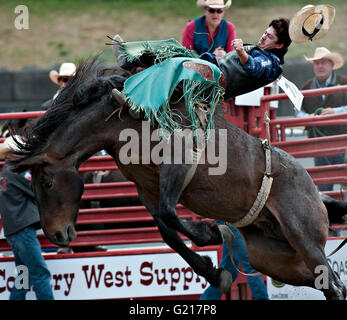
[
  {"left": 232, "top": 38, "right": 281, "bottom": 82},
  {"left": 232, "top": 39, "right": 248, "bottom": 65}
]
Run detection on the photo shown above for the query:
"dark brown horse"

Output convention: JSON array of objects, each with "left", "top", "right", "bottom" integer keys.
[{"left": 8, "top": 57, "right": 346, "bottom": 299}]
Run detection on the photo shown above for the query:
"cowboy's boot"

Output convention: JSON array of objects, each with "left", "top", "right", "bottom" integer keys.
[
  {"left": 112, "top": 89, "right": 143, "bottom": 119},
  {"left": 112, "top": 34, "right": 135, "bottom": 72},
  {"left": 112, "top": 88, "right": 128, "bottom": 107},
  {"left": 112, "top": 34, "right": 124, "bottom": 57}
]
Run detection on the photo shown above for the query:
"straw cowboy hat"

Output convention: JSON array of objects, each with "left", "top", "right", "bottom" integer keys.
[
  {"left": 289, "top": 4, "right": 335, "bottom": 43},
  {"left": 0, "top": 136, "right": 22, "bottom": 160},
  {"left": 49, "top": 62, "right": 76, "bottom": 85},
  {"left": 197, "top": 0, "right": 232, "bottom": 10},
  {"left": 305, "top": 47, "right": 344, "bottom": 70}
]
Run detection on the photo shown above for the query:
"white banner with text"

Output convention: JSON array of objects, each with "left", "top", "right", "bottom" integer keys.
[{"left": 0, "top": 250, "right": 218, "bottom": 300}]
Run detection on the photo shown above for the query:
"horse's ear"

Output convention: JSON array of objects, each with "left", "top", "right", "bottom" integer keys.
[{"left": 7, "top": 154, "right": 48, "bottom": 173}]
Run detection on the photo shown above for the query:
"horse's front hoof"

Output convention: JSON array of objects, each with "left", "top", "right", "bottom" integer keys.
[{"left": 216, "top": 268, "right": 233, "bottom": 294}]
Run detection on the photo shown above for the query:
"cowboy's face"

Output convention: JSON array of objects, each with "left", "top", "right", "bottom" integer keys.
[
  {"left": 258, "top": 26, "right": 284, "bottom": 51},
  {"left": 312, "top": 58, "right": 334, "bottom": 82},
  {"left": 58, "top": 76, "right": 70, "bottom": 90},
  {"left": 205, "top": 7, "right": 225, "bottom": 27}
]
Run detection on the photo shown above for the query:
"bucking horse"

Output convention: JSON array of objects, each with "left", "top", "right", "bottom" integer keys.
[{"left": 7, "top": 46, "right": 347, "bottom": 300}]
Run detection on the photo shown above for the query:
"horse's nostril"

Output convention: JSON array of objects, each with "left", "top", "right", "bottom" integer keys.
[
  {"left": 67, "top": 224, "right": 76, "bottom": 242},
  {"left": 54, "top": 230, "right": 64, "bottom": 244}
]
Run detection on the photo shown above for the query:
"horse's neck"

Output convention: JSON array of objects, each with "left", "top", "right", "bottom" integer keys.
[{"left": 55, "top": 108, "right": 116, "bottom": 166}]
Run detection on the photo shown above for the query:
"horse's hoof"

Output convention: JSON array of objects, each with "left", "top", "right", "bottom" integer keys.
[
  {"left": 218, "top": 224, "right": 235, "bottom": 243},
  {"left": 216, "top": 268, "right": 233, "bottom": 294}
]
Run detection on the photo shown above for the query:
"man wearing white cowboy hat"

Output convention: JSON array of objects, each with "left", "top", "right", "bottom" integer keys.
[
  {"left": 41, "top": 62, "right": 76, "bottom": 110},
  {"left": 182, "top": 0, "right": 236, "bottom": 57},
  {"left": 49, "top": 62, "right": 76, "bottom": 100},
  {"left": 295, "top": 47, "right": 347, "bottom": 191}
]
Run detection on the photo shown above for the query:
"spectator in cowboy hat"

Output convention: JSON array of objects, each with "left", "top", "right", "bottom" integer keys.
[
  {"left": 49, "top": 62, "right": 76, "bottom": 96},
  {"left": 41, "top": 62, "right": 76, "bottom": 110},
  {"left": 294, "top": 46, "right": 347, "bottom": 192},
  {"left": 181, "top": 0, "right": 236, "bottom": 57}
]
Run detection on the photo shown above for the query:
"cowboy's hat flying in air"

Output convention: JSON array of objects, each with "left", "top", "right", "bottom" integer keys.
[{"left": 289, "top": 4, "right": 335, "bottom": 43}]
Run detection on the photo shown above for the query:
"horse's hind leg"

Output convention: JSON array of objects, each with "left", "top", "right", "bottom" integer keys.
[
  {"left": 159, "top": 164, "right": 224, "bottom": 246},
  {"left": 267, "top": 197, "right": 346, "bottom": 300},
  {"left": 136, "top": 186, "right": 233, "bottom": 294}
]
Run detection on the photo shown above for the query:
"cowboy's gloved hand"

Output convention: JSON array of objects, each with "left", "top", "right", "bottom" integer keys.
[{"left": 231, "top": 39, "right": 244, "bottom": 56}]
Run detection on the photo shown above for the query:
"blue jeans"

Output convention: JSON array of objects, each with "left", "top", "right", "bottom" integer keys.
[
  {"left": 6, "top": 226, "right": 54, "bottom": 300},
  {"left": 314, "top": 155, "right": 345, "bottom": 191},
  {"left": 200, "top": 226, "right": 269, "bottom": 300}
]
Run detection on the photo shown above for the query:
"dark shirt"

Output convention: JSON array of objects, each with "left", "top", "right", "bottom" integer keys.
[
  {"left": 242, "top": 49, "right": 282, "bottom": 82},
  {"left": 216, "top": 46, "right": 283, "bottom": 99},
  {"left": 0, "top": 166, "right": 40, "bottom": 237}
]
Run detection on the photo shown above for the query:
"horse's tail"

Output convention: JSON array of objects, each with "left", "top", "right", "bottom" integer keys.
[{"left": 320, "top": 192, "right": 347, "bottom": 224}]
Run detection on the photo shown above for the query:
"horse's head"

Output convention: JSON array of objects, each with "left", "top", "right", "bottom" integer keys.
[
  {"left": 13, "top": 154, "right": 84, "bottom": 246},
  {"left": 6, "top": 56, "right": 126, "bottom": 247}
]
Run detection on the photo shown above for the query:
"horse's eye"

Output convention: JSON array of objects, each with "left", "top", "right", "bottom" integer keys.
[
  {"left": 44, "top": 180, "right": 53, "bottom": 189},
  {"left": 42, "top": 176, "right": 53, "bottom": 189}
]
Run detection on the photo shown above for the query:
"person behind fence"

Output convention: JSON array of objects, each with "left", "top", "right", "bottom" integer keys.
[
  {"left": 294, "top": 47, "right": 347, "bottom": 192},
  {"left": 0, "top": 136, "right": 54, "bottom": 300},
  {"left": 181, "top": 0, "right": 236, "bottom": 57},
  {"left": 41, "top": 62, "right": 76, "bottom": 110}
]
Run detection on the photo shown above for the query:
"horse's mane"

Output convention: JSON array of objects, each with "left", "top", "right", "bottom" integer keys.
[{"left": 8, "top": 54, "right": 127, "bottom": 171}]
